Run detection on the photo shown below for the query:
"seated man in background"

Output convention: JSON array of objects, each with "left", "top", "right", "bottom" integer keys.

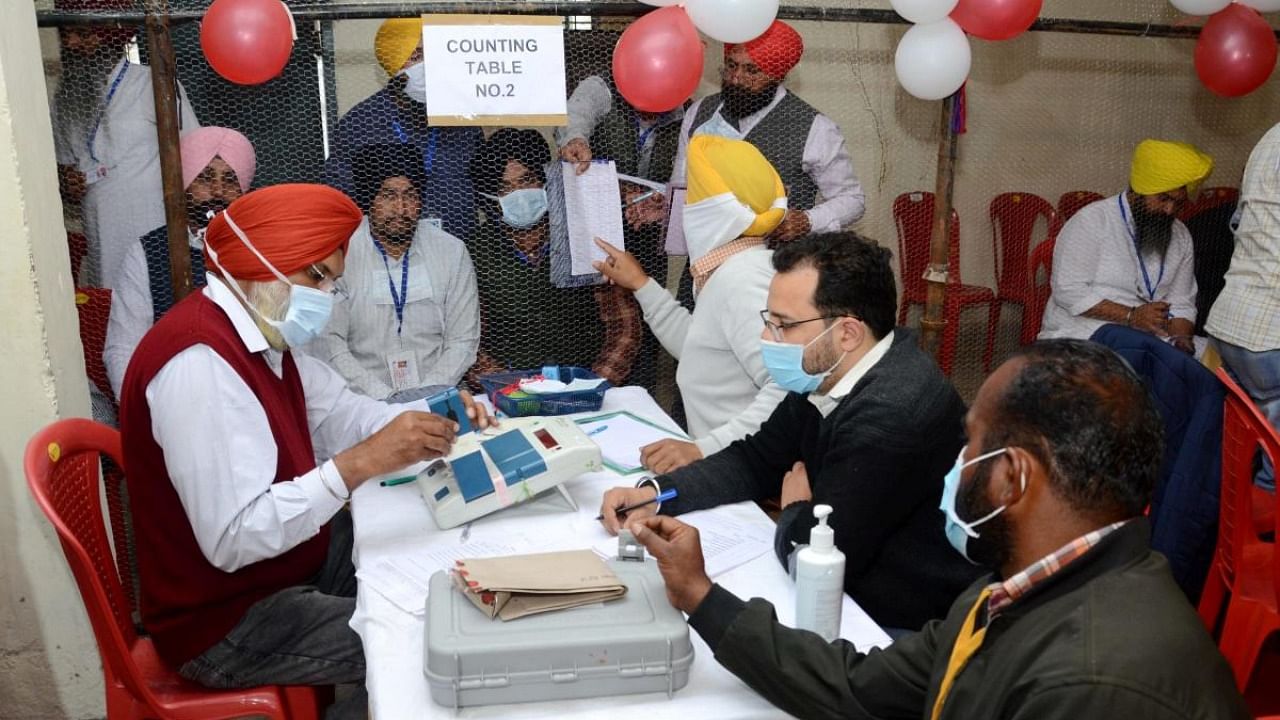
[
  {"left": 308, "top": 144, "right": 479, "bottom": 402},
  {"left": 1039, "top": 139, "right": 1211, "bottom": 355},
  {"left": 595, "top": 136, "right": 787, "bottom": 473},
  {"left": 104, "top": 126, "right": 256, "bottom": 399},
  {"left": 628, "top": 340, "right": 1249, "bottom": 720},
  {"left": 465, "top": 128, "right": 641, "bottom": 385},
  {"left": 324, "top": 18, "right": 482, "bottom": 240},
  {"left": 601, "top": 232, "right": 978, "bottom": 631},
  {"left": 119, "top": 184, "right": 490, "bottom": 720}
]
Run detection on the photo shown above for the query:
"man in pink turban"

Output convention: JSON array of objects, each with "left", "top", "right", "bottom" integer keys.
[
  {"left": 670, "top": 20, "right": 865, "bottom": 247},
  {"left": 103, "top": 126, "right": 257, "bottom": 400},
  {"left": 118, "top": 184, "right": 490, "bottom": 720}
]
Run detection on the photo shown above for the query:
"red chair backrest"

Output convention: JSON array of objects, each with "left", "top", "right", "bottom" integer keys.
[
  {"left": 1054, "top": 191, "right": 1105, "bottom": 237},
  {"left": 893, "top": 192, "right": 962, "bottom": 299},
  {"left": 75, "top": 288, "right": 113, "bottom": 404},
  {"left": 1180, "top": 186, "right": 1239, "bottom": 222},
  {"left": 1026, "top": 237, "right": 1056, "bottom": 340},
  {"left": 990, "top": 192, "right": 1057, "bottom": 299},
  {"left": 24, "top": 419, "right": 153, "bottom": 704},
  {"left": 1213, "top": 368, "right": 1280, "bottom": 599}
]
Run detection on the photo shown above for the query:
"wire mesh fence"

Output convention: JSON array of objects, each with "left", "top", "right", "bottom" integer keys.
[{"left": 38, "top": 0, "right": 1278, "bottom": 425}]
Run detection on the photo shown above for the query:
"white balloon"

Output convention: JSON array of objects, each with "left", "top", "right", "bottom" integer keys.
[
  {"left": 639, "top": 0, "right": 682, "bottom": 6},
  {"left": 890, "top": 0, "right": 960, "bottom": 24},
  {"left": 894, "top": 19, "right": 971, "bottom": 101},
  {"left": 1168, "top": 0, "right": 1232, "bottom": 15},
  {"left": 1239, "top": 0, "right": 1280, "bottom": 12},
  {"left": 685, "top": 0, "right": 780, "bottom": 44}
]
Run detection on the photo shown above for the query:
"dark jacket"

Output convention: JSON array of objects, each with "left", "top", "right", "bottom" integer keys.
[
  {"left": 1091, "top": 324, "right": 1224, "bottom": 600},
  {"left": 658, "top": 329, "right": 981, "bottom": 629},
  {"left": 690, "top": 519, "right": 1249, "bottom": 720}
]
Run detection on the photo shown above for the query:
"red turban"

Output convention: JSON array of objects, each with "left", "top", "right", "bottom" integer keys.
[
  {"left": 204, "top": 184, "right": 363, "bottom": 281},
  {"left": 724, "top": 20, "right": 804, "bottom": 80}
]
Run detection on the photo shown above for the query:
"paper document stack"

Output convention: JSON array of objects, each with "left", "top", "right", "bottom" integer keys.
[{"left": 451, "top": 549, "right": 627, "bottom": 621}]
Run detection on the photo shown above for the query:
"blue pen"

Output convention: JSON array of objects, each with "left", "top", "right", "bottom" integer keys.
[
  {"left": 587, "top": 424, "right": 609, "bottom": 437},
  {"left": 596, "top": 488, "right": 678, "bottom": 520}
]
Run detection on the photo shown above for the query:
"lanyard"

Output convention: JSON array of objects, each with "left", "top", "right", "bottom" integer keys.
[
  {"left": 632, "top": 114, "right": 659, "bottom": 159},
  {"left": 390, "top": 117, "right": 439, "bottom": 177},
  {"left": 372, "top": 234, "right": 410, "bottom": 335},
  {"left": 1118, "top": 195, "right": 1165, "bottom": 302},
  {"left": 87, "top": 60, "right": 130, "bottom": 164}
]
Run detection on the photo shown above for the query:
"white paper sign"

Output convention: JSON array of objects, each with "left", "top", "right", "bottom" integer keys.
[{"left": 420, "top": 15, "right": 568, "bottom": 126}]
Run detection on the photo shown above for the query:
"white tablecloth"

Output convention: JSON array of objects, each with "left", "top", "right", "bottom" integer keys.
[{"left": 349, "top": 386, "right": 891, "bottom": 719}]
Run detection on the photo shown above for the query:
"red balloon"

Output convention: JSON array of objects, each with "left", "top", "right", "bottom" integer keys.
[
  {"left": 950, "top": 0, "right": 1042, "bottom": 41},
  {"left": 200, "top": 0, "right": 294, "bottom": 85},
  {"left": 1195, "top": 4, "right": 1278, "bottom": 98},
  {"left": 613, "top": 7, "right": 704, "bottom": 113}
]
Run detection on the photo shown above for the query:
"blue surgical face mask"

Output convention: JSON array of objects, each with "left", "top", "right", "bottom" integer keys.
[
  {"left": 939, "top": 447, "right": 1024, "bottom": 564},
  {"left": 759, "top": 322, "right": 846, "bottom": 395},
  {"left": 205, "top": 210, "right": 336, "bottom": 349},
  {"left": 484, "top": 188, "right": 548, "bottom": 229}
]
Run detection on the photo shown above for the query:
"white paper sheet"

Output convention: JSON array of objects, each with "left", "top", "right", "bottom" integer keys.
[
  {"left": 562, "top": 160, "right": 625, "bottom": 275},
  {"left": 577, "top": 411, "right": 687, "bottom": 473},
  {"left": 592, "top": 508, "right": 772, "bottom": 579},
  {"left": 357, "top": 540, "right": 518, "bottom": 615}
]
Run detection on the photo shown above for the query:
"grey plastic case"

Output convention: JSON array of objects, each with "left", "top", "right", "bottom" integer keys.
[{"left": 424, "top": 558, "right": 695, "bottom": 708}]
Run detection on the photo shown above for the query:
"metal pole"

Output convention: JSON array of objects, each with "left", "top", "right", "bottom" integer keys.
[
  {"left": 919, "top": 92, "right": 959, "bottom": 364},
  {"left": 143, "top": 0, "right": 191, "bottom": 301}
]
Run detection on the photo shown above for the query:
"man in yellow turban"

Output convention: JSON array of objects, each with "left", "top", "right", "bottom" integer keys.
[
  {"left": 323, "top": 18, "right": 483, "bottom": 241},
  {"left": 1040, "top": 139, "right": 1213, "bottom": 355},
  {"left": 594, "top": 136, "right": 789, "bottom": 474}
]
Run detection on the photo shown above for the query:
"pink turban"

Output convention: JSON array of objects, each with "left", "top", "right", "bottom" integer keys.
[{"left": 180, "top": 127, "right": 256, "bottom": 193}]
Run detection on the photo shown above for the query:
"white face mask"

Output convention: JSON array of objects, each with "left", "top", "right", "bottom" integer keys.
[
  {"left": 399, "top": 61, "right": 426, "bottom": 104},
  {"left": 681, "top": 193, "right": 757, "bottom": 264}
]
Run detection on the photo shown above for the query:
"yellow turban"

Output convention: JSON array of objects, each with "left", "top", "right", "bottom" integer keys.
[
  {"left": 1130, "top": 139, "right": 1213, "bottom": 197},
  {"left": 375, "top": 18, "right": 422, "bottom": 76},
  {"left": 683, "top": 136, "right": 787, "bottom": 260}
]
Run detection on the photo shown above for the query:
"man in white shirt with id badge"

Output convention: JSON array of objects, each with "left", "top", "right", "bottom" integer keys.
[{"left": 308, "top": 143, "right": 481, "bottom": 402}]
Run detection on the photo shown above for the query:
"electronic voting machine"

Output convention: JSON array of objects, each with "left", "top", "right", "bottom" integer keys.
[{"left": 416, "top": 390, "right": 602, "bottom": 529}]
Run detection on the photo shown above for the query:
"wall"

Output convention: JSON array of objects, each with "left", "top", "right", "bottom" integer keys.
[{"left": 0, "top": 3, "right": 102, "bottom": 720}]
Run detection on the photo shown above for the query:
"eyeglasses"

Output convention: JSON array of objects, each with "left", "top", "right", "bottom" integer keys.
[
  {"left": 306, "top": 264, "right": 349, "bottom": 300},
  {"left": 760, "top": 310, "right": 856, "bottom": 342}
]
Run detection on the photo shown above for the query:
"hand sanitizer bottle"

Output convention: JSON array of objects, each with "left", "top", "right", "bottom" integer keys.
[{"left": 795, "top": 504, "right": 845, "bottom": 641}]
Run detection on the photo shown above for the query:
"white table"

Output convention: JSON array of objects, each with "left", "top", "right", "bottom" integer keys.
[{"left": 349, "top": 387, "right": 891, "bottom": 719}]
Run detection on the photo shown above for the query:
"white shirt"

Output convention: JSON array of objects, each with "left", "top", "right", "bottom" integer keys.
[
  {"left": 145, "top": 274, "right": 420, "bottom": 573},
  {"left": 632, "top": 246, "right": 788, "bottom": 455},
  {"left": 1039, "top": 194, "right": 1197, "bottom": 341},
  {"left": 668, "top": 87, "right": 865, "bottom": 233},
  {"left": 305, "top": 219, "right": 480, "bottom": 399},
  {"left": 808, "top": 331, "right": 895, "bottom": 418},
  {"left": 1207, "top": 122, "right": 1280, "bottom": 352},
  {"left": 53, "top": 57, "right": 199, "bottom": 288},
  {"left": 104, "top": 228, "right": 202, "bottom": 399}
]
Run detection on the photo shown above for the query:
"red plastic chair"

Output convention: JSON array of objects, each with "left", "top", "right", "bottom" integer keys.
[
  {"left": 985, "top": 192, "right": 1058, "bottom": 365},
  {"left": 1181, "top": 186, "right": 1240, "bottom": 222},
  {"left": 1199, "top": 369, "right": 1280, "bottom": 691},
  {"left": 893, "top": 192, "right": 997, "bottom": 376},
  {"left": 1054, "top": 190, "right": 1105, "bottom": 232},
  {"left": 76, "top": 288, "right": 115, "bottom": 405},
  {"left": 1023, "top": 237, "right": 1056, "bottom": 342},
  {"left": 24, "top": 418, "right": 327, "bottom": 719},
  {"left": 68, "top": 231, "right": 89, "bottom": 282}
]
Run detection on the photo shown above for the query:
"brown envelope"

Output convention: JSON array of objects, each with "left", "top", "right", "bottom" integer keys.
[{"left": 451, "top": 549, "right": 627, "bottom": 621}]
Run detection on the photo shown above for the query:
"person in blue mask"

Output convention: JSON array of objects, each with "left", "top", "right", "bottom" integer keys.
[
  {"left": 464, "top": 128, "right": 641, "bottom": 385},
  {"left": 621, "top": 339, "right": 1248, "bottom": 720},
  {"left": 599, "top": 232, "right": 979, "bottom": 632}
]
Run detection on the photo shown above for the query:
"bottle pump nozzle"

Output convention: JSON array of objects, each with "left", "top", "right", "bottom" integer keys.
[{"left": 811, "top": 504, "right": 835, "bottom": 551}]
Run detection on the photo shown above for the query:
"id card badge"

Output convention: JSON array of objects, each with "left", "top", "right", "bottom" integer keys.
[
  {"left": 423, "top": 218, "right": 443, "bottom": 231},
  {"left": 83, "top": 165, "right": 110, "bottom": 186},
  {"left": 386, "top": 350, "right": 421, "bottom": 392}
]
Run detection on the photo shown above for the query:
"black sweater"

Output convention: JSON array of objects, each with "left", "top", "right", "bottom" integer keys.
[{"left": 658, "top": 329, "right": 982, "bottom": 629}]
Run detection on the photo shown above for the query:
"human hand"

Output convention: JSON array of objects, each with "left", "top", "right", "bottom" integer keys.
[
  {"left": 559, "top": 138, "right": 593, "bottom": 175},
  {"left": 592, "top": 238, "right": 649, "bottom": 291},
  {"left": 623, "top": 188, "right": 667, "bottom": 229},
  {"left": 598, "top": 485, "right": 658, "bottom": 536},
  {"left": 457, "top": 389, "right": 495, "bottom": 430},
  {"left": 629, "top": 516, "right": 713, "bottom": 614},
  {"left": 58, "top": 164, "right": 86, "bottom": 204},
  {"left": 640, "top": 439, "right": 703, "bottom": 475},
  {"left": 1170, "top": 336, "right": 1195, "bottom": 355},
  {"left": 1130, "top": 302, "right": 1171, "bottom": 337},
  {"left": 333, "top": 411, "right": 458, "bottom": 489},
  {"left": 781, "top": 461, "right": 813, "bottom": 507},
  {"left": 769, "top": 209, "right": 811, "bottom": 243}
]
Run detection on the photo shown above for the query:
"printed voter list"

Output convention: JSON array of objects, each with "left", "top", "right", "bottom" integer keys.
[{"left": 421, "top": 16, "right": 568, "bottom": 125}]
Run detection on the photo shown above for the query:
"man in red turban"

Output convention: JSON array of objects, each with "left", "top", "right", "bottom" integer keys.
[
  {"left": 670, "top": 20, "right": 865, "bottom": 247},
  {"left": 118, "top": 184, "right": 490, "bottom": 719}
]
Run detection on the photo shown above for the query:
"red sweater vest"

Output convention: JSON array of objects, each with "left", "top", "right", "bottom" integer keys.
[{"left": 119, "top": 291, "right": 330, "bottom": 666}]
